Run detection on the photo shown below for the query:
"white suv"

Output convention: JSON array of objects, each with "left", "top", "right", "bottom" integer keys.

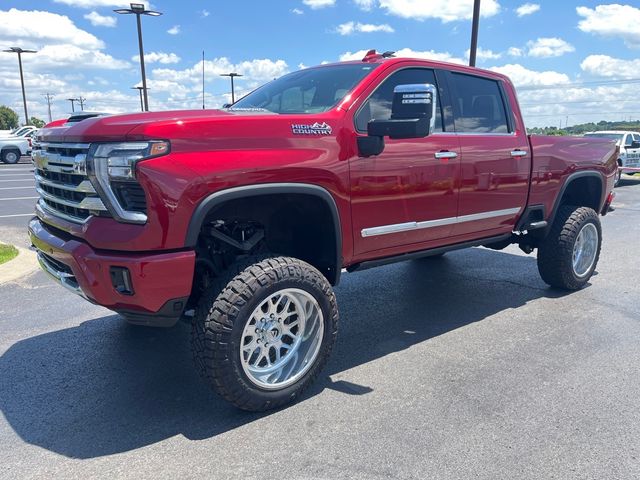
[{"left": 584, "top": 131, "right": 640, "bottom": 186}]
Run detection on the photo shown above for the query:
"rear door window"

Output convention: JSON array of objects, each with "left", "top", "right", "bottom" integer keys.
[{"left": 449, "top": 73, "right": 510, "bottom": 134}]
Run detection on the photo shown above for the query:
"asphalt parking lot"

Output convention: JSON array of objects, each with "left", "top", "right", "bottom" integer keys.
[
  {"left": 0, "top": 157, "right": 36, "bottom": 248},
  {"left": 1, "top": 165, "right": 639, "bottom": 479}
]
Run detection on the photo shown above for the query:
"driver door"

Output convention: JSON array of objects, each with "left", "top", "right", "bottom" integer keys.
[{"left": 349, "top": 67, "right": 460, "bottom": 256}]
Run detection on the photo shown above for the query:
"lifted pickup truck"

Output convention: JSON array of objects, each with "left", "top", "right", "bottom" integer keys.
[{"left": 29, "top": 51, "right": 617, "bottom": 411}]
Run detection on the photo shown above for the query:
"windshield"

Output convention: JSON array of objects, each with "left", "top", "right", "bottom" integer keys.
[
  {"left": 230, "top": 64, "right": 379, "bottom": 114},
  {"left": 12, "top": 127, "right": 30, "bottom": 136},
  {"left": 584, "top": 133, "right": 624, "bottom": 143}
]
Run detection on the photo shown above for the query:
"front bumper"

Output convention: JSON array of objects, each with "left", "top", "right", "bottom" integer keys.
[{"left": 28, "top": 217, "right": 195, "bottom": 325}]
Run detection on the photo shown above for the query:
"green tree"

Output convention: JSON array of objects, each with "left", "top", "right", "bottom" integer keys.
[
  {"left": 0, "top": 106, "right": 19, "bottom": 130},
  {"left": 29, "top": 117, "right": 45, "bottom": 128}
]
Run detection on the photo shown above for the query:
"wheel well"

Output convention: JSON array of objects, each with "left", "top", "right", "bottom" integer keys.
[
  {"left": 194, "top": 192, "right": 340, "bottom": 286},
  {"left": 557, "top": 175, "right": 602, "bottom": 212}
]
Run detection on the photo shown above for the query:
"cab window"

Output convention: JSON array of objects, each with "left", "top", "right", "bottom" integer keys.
[
  {"left": 355, "top": 68, "right": 444, "bottom": 133},
  {"left": 450, "top": 73, "right": 510, "bottom": 134}
]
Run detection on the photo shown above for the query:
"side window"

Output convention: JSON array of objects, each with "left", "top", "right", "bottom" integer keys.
[
  {"left": 450, "top": 73, "right": 510, "bottom": 134},
  {"left": 624, "top": 134, "right": 633, "bottom": 146},
  {"left": 633, "top": 134, "right": 640, "bottom": 144},
  {"left": 355, "top": 68, "right": 444, "bottom": 133}
]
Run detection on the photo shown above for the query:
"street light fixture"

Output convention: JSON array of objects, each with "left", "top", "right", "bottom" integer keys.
[
  {"left": 220, "top": 72, "right": 243, "bottom": 104},
  {"left": 2, "top": 47, "right": 37, "bottom": 125},
  {"left": 114, "top": 3, "right": 162, "bottom": 112},
  {"left": 131, "top": 86, "right": 148, "bottom": 112},
  {"left": 468, "top": 0, "right": 481, "bottom": 67}
]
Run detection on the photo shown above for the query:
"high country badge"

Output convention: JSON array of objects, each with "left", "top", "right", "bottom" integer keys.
[{"left": 291, "top": 122, "right": 333, "bottom": 135}]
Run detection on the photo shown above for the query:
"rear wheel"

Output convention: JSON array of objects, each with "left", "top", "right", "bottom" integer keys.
[
  {"left": 191, "top": 256, "right": 338, "bottom": 411},
  {"left": 1, "top": 149, "right": 20, "bottom": 164},
  {"left": 537, "top": 205, "right": 601, "bottom": 290}
]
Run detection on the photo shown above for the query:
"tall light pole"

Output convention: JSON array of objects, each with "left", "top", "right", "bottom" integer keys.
[
  {"left": 220, "top": 72, "right": 242, "bottom": 104},
  {"left": 2, "top": 47, "right": 37, "bottom": 125},
  {"left": 468, "top": 0, "right": 481, "bottom": 67},
  {"left": 67, "top": 98, "right": 78, "bottom": 112},
  {"left": 114, "top": 3, "right": 162, "bottom": 112},
  {"left": 131, "top": 86, "right": 147, "bottom": 111}
]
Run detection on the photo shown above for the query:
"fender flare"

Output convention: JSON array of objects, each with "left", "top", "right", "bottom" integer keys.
[
  {"left": 548, "top": 171, "right": 606, "bottom": 226},
  {"left": 185, "top": 183, "right": 342, "bottom": 284}
]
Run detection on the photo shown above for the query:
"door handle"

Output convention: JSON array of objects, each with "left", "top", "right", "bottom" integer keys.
[
  {"left": 434, "top": 151, "right": 458, "bottom": 159},
  {"left": 510, "top": 150, "right": 528, "bottom": 158}
]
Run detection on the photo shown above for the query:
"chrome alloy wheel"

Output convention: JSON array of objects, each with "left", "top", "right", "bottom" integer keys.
[
  {"left": 572, "top": 223, "right": 598, "bottom": 278},
  {"left": 240, "top": 288, "right": 324, "bottom": 390}
]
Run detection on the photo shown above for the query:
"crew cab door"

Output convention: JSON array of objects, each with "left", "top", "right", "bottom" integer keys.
[
  {"left": 445, "top": 71, "right": 531, "bottom": 236},
  {"left": 349, "top": 66, "right": 460, "bottom": 255}
]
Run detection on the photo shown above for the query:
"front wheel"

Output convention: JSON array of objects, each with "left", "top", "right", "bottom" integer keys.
[
  {"left": 192, "top": 256, "right": 338, "bottom": 411},
  {"left": 1, "top": 148, "right": 21, "bottom": 164},
  {"left": 537, "top": 205, "right": 602, "bottom": 290}
]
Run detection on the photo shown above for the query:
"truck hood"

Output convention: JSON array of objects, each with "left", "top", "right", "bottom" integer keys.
[
  {"left": 38, "top": 109, "right": 238, "bottom": 143},
  {"left": 37, "top": 109, "right": 342, "bottom": 154}
]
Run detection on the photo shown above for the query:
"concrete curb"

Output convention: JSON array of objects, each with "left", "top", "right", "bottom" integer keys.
[{"left": 0, "top": 244, "right": 39, "bottom": 286}]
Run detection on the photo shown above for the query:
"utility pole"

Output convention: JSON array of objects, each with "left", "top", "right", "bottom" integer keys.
[
  {"left": 131, "top": 86, "right": 145, "bottom": 111},
  {"left": 468, "top": 0, "right": 481, "bottom": 67},
  {"left": 67, "top": 98, "right": 77, "bottom": 112},
  {"left": 2, "top": 47, "right": 37, "bottom": 125},
  {"left": 43, "top": 93, "right": 54, "bottom": 122},
  {"left": 77, "top": 96, "right": 86, "bottom": 111}
]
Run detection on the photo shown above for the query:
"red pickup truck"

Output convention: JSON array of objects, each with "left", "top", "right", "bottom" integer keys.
[{"left": 29, "top": 51, "right": 617, "bottom": 411}]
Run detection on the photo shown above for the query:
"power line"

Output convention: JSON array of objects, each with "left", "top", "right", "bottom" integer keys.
[{"left": 517, "top": 77, "right": 640, "bottom": 91}]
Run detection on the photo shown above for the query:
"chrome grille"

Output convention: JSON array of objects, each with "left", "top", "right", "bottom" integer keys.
[{"left": 33, "top": 142, "right": 109, "bottom": 223}]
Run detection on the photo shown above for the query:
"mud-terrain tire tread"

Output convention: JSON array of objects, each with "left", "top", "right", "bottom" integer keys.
[
  {"left": 191, "top": 256, "right": 338, "bottom": 411},
  {"left": 537, "top": 205, "right": 601, "bottom": 290}
]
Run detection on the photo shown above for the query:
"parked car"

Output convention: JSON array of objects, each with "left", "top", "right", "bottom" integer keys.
[
  {"left": 0, "top": 136, "right": 29, "bottom": 163},
  {"left": 0, "top": 125, "right": 38, "bottom": 139},
  {"left": 584, "top": 130, "right": 640, "bottom": 186},
  {"left": 30, "top": 51, "right": 617, "bottom": 411}
]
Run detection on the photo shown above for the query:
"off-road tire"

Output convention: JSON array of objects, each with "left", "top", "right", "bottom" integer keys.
[
  {"left": 1, "top": 148, "right": 21, "bottom": 164},
  {"left": 537, "top": 205, "right": 602, "bottom": 290},
  {"left": 191, "top": 256, "right": 338, "bottom": 411}
]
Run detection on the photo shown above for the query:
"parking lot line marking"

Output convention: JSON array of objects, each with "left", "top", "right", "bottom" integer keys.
[
  {"left": 0, "top": 196, "right": 38, "bottom": 201},
  {"left": 0, "top": 179, "right": 35, "bottom": 183},
  {"left": 0, "top": 213, "right": 34, "bottom": 218},
  {"left": 0, "top": 186, "right": 36, "bottom": 190},
  {"left": 0, "top": 173, "right": 34, "bottom": 176}
]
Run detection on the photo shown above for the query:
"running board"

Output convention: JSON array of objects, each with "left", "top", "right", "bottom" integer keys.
[{"left": 346, "top": 233, "right": 512, "bottom": 272}]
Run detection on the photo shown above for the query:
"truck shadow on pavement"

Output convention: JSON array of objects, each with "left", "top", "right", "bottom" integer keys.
[{"left": 0, "top": 247, "right": 571, "bottom": 458}]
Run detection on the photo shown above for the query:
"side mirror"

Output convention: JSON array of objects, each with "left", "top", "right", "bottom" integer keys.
[
  {"left": 222, "top": 103, "right": 232, "bottom": 109},
  {"left": 368, "top": 83, "right": 436, "bottom": 139}
]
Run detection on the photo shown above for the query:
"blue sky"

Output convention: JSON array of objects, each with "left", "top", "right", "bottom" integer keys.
[{"left": 1, "top": 1, "right": 639, "bottom": 127}]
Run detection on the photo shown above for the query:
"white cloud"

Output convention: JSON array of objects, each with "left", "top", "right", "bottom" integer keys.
[
  {"left": 577, "top": 4, "right": 640, "bottom": 48},
  {"left": 132, "top": 52, "right": 181, "bottom": 65},
  {"left": 303, "top": 0, "right": 336, "bottom": 9},
  {"left": 151, "top": 57, "right": 289, "bottom": 88},
  {"left": 291, "top": 8, "right": 304, "bottom": 14},
  {"left": 167, "top": 25, "right": 180, "bottom": 35},
  {"left": 354, "top": 0, "right": 376, "bottom": 10},
  {"left": 339, "top": 48, "right": 466, "bottom": 65},
  {"left": 0, "top": 9, "right": 129, "bottom": 72},
  {"left": 527, "top": 37, "right": 574, "bottom": 58},
  {"left": 507, "top": 47, "right": 523, "bottom": 57},
  {"left": 201, "top": 9, "right": 210, "bottom": 17},
  {"left": 516, "top": 3, "right": 539, "bottom": 17},
  {"left": 379, "top": 0, "right": 501, "bottom": 23},
  {"left": 53, "top": 0, "right": 149, "bottom": 8},
  {"left": 489, "top": 64, "right": 569, "bottom": 87},
  {"left": 0, "top": 8, "right": 104, "bottom": 49},
  {"left": 465, "top": 47, "right": 502, "bottom": 61},
  {"left": 580, "top": 55, "right": 640, "bottom": 79},
  {"left": 336, "top": 21, "right": 395, "bottom": 35},
  {"left": 35, "top": 45, "right": 130, "bottom": 70},
  {"left": 83, "top": 11, "right": 117, "bottom": 27}
]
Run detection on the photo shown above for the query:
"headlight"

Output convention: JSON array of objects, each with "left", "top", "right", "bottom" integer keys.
[{"left": 87, "top": 141, "right": 170, "bottom": 224}]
